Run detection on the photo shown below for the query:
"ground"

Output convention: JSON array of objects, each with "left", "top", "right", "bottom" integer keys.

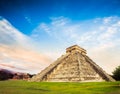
[{"left": 0, "top": 80, "right": 120, "bottom": 94}]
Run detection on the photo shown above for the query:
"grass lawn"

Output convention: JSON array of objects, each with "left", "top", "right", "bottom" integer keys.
[{"left": 0, "top": 80, "right": 120, "bottom": 94}]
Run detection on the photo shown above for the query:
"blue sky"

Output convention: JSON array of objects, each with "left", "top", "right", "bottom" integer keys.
[
  {"left": 0, "top": 0, "right": 120, "bottom": 34},
  {"left": 0, "top": 0, "right": 120, "bottom": 74}
]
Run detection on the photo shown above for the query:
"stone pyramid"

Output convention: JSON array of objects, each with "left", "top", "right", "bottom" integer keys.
[{"left": 30, "top": 45, "right": 115, "bottom": 82}]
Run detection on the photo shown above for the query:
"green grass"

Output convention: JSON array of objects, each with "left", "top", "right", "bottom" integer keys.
[{"left": 0, "top": 80, "right": 120, "bottom": 94}]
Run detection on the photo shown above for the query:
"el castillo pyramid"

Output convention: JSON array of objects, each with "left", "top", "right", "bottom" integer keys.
[{"left": 30, "top": 45, "right": 115, "bottom": 82}]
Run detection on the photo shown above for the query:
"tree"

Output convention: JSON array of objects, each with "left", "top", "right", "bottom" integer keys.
[{"left": 112, "top": 65, "right": 120, "bottom": 81}]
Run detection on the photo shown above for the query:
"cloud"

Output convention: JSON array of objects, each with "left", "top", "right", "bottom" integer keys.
[
  {"left": 32, "top": 16, "right": 120, "bottom": 47},
  {"left": 32, "top": 16, "right": 120, "bottom": 74},
  {"left": 0, "top": 18, "right": 53, "bottom": 74},
  {"left": 0, "top": 43, "right": 52, "bottom": 74},
  {"left": 0, "top": 63, "right": 15, "bottom": 68},
  {"left": 24, "top": 16, "right": 33, "bottom": 25},
  {"left": 0, "top": 18, "right": 31, "bottom": 47}
]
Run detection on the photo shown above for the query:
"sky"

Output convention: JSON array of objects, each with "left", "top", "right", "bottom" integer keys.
[
  {"left": 0, "top": 0, "right": 120, "bottom": 34},
  {"left": 0, "top": 0, "right": 120, "bottom": 74}
]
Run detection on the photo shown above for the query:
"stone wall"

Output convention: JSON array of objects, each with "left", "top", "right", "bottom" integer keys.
[{"left": 42, "top": 52, "right": 105, "bottom": 82}]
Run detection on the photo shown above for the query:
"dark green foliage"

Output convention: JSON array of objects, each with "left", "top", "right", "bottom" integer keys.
[
  {"left": 112, "top": 65, "right": 120, "bottom": 81},
  {"left": 0, "top": 70, "right": 13, "bottom": 80}
]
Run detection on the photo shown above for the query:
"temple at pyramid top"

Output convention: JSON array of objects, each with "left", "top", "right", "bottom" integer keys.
[{"left": 66, "top": 45, "right": 87, "bottom": 55}]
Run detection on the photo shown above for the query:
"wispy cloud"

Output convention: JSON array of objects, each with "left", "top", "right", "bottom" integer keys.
[
  {"left": 32, "top": 16, "right": 120, "bottom": 47},
  {"left": 0, "top": 18, "right": 52, "bottom": 74},
  {"left": 24, "top": 16, "right": 33, "bottom": 25},
  {"left": 32, "top": 16, "right": 120, "bottom": 74},
  {"left": 0, "top": 18, "right": 31, "bottom": 47},
  {"left": 0, "top": 42, "right": 52, "bottom": 74}
]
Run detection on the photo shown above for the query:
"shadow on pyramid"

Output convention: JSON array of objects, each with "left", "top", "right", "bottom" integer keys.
[{"left": 30, "top": 45, "right": 115, "bottom": 82}]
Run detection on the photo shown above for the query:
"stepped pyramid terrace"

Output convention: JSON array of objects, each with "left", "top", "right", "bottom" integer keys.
[{"left": 30, "top": 45, "right": 115, "bottom": 82}]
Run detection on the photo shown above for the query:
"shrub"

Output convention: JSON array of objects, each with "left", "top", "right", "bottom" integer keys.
[{"left": 112, "top": 65, "right": 120, "bottom": 81}]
